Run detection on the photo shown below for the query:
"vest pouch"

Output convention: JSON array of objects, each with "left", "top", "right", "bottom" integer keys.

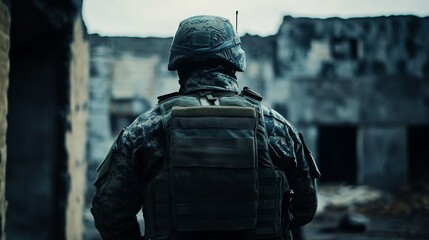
[
  {"left": 256, "top": 166, "right": 288, "bottom": 238},
  {"left": 170, "top": 106, "right": 258, "bottom": 232},
  {"left": 143, "top": 169, "right": 172, "bottom": 240}
]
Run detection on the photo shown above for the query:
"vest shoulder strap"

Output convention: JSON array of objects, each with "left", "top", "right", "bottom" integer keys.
[
  {"left": 157, "top": 92, "right": 180, "bottom": 103},
  {"left": 240, "top": 87, "right": 263, "bottom": 101}
]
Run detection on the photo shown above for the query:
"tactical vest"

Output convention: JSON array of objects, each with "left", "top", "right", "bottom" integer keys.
[{"left": 143, "top": 88, "right": 290, "bottom": 240}]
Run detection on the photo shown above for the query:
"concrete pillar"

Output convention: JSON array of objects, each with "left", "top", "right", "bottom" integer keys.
[
  {"left": 357, "top": 127, "right": 408, "bottom": 191},
  {"left": 65, "top": 17, "right": 89, "bottom": 240},
  {"left": 0, "top": 2, "right": 10, "bottom": 239}
]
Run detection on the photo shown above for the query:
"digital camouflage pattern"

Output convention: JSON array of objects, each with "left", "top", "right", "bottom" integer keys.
[
  {"left": 91, "top": 70, "right": 320, "bottom": 240},
  {"left": 179, "top": 67, "right": 241, "bottom": 93},
  {"left": 168, "top": 15, "right": 246, "bottom": 72}
]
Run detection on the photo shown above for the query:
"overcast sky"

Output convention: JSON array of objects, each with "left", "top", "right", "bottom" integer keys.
[{"left": 83, "top": 0, "right": 429, "bottom": 37}]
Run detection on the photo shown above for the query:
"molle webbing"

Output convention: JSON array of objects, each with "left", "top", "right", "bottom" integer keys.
[
  {"left": 143, "top": 169, "right": 172, "bottom": 240},
  {"left": 171, "top": 106, "right": 256, "bottom": 118},
  {"left": 255, "top": 167, "right": 287, "bottom": 237},
  {"left": 170, "top": 106, "right": 258, "bottom": 232}
]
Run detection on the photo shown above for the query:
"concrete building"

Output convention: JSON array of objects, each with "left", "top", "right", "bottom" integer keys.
[
  {"left": 271, "top": 16, "right": 429, "bottom": 190},
  {"left": 1, "top": 0, "right": 90, "bottom": 239}
]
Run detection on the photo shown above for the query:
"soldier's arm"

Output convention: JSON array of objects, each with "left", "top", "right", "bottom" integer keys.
[
  {"left": 263, "top": 107, "right": 320, "bottom": 227},
  {"left": 287, "top": 128, "right": 320, "bottom": 227},
  {"left": 91, "top": 129, "right": 143, "bottom": 240}
]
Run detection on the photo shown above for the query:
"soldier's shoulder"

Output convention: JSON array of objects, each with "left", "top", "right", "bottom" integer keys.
[
  {"left": 263, "top": 106, "right": 287, "bottom": 124},
  {"left": 128, "top": 106, "right": 162, "bottom": 128},
  {"left": 123, "top": 106, "right": 163, "bottom": 143},
  {"left": 263, "top": 106, "right": 300, "bottom": 136}
]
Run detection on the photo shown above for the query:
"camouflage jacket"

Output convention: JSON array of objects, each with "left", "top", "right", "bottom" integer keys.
[{"left": 91, "top": 69, "right": 320, "bottom": 240}]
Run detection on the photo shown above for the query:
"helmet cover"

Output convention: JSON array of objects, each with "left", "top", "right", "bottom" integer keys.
[{"left": 168, "top": 15, "right": 246, "bottom": 72}]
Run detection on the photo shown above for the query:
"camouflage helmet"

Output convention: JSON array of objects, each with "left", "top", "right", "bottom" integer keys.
[{"left": 168, "top": 15, "right": 246, "bottom": 72}]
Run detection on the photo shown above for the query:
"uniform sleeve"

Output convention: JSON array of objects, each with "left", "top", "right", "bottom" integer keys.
[
  {"left": 91, "top": 128, "right": 143, "bottom": 240},
  {"left": 287, "top": 130, "right": 320, "bottom": 228}
]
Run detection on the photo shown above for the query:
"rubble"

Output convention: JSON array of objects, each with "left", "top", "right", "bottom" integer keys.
[
  {"left": 316, "top": 184, "right": 384, "bottom": 215},
  {"left": 316, "top": 182, "right": 429, "bottom": 217},
  {"left": 356, "top": 181, "right": 429, "bottom": 217},
  {"left": 337, "top": 213, "right": 369, "bottom": 232}
]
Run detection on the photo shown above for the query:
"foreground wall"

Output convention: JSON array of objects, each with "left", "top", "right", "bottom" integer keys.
[
  {"left": 65, "top": 17, "right": 89, "bottom": 240},
  {"left": 0, "top": 1, "right": 10, "bottom": 239},
  {"left": 6, "top": 0, "right": 89, "bottom": 239}
]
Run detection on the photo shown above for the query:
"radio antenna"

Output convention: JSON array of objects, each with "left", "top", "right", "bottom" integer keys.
[{"left": 235, "top": 11, "right": 238, "bottom": 33}]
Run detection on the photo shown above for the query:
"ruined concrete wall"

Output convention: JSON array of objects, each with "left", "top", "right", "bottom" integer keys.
[
  {"left": 65, "top": 17, "right": 89, "bottom": 240},
  {"left": 273, "top": 16, "right": 429, "bottom": 190},
  {"left": 240, "top": 34, "right": 276, "bottom": 97},
  {"left": 89, "top": 35, "right": 176, "bottom": 107},
  {"left": 274, "top": 16, "right": 429, "bottom": 125},
  {"left": 85, "top": 43, "right": 114, "bottom": 239},
  {"left": 0, "top": 2, "right": 10, "bottom": 239},
  {"left": 276, "top": 16, "right": 429, "bottom": 79},
  {"left": 86, "top": 44, "right": 113, "bottom": 201}
]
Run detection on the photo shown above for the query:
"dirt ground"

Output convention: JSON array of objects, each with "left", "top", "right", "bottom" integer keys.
[{"left": 302, "top": 183, "right": 429, "bottom": 240}]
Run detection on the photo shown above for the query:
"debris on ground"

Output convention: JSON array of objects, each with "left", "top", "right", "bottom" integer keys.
[
  {"left": 337, "top": 212, "right": 369, "bottom": 232},
  {"left": 306, "top": 183, "right": 429, "bottom": 239},
  {"left": 316, "top": 182, "right": 429, "bottom": 217},
  {"left": 316, "top": 184, "right": 384, "bottom": 216},
  {"left": 355, "top": 181, "right": 429, "bottom": 217}
]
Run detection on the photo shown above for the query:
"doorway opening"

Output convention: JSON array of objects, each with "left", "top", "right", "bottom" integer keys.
[
  {"left": 408, "top": 125, "right": 429, "bottom": 183},
  {"left": 318, "top": 125, "right": 357, "bottom": 184}
]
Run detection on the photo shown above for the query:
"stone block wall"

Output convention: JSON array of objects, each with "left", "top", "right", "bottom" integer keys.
[{"left": 0, "top": 2, "right": 9, "bottom": 239}]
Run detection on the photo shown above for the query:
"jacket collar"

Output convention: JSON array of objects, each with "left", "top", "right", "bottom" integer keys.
[{"left": 179, "top": 69, "right": 240, "bottom": 94}]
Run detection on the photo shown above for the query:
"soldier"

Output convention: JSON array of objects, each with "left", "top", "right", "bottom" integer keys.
[{"left": 92, "top": 15, "right": 320, "bottom": 240}]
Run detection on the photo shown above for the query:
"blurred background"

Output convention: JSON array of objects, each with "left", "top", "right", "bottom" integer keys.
[{"left": 0, "top": 0, "right": 428, "bottom": 239}]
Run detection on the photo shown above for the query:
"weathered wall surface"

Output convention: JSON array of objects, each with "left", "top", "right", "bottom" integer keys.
[
  {"left": 357, "top": 127, "right": 408, "bottom": 189},
  {"left": 86, "top": 35, "right": 175, "bottom": 167},
  {"left": 65, "top": 17, "right": 89, "bottom": 240},
  {"left": 239, "top": 34, "right": 276, "bottom": 97},
  {"left": 86, "top": 45, "right": 113, "bottom": 203},
  {"left": 272, "top": 16, "right": 429, "bottom": 190},
  {"left": 276, "top": 16, "right": 429, "bottom": 79},
  {"left": 273, "top": 16, "right": 429, "bottom": 125},
  {"left": 0, "top": 2, "right": 10, "bottom": 239},
  {"left": 84, "top": 44, "right": 114, "bottom": 239}
]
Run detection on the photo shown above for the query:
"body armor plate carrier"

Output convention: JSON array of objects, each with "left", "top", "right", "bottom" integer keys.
[{"left": 143, "top": 89, "right": 289, "bottom": 240}]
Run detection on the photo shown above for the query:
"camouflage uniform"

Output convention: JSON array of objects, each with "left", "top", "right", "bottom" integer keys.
[{"left": 91, "top": 69, "right": 320, "bottom": 240}]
